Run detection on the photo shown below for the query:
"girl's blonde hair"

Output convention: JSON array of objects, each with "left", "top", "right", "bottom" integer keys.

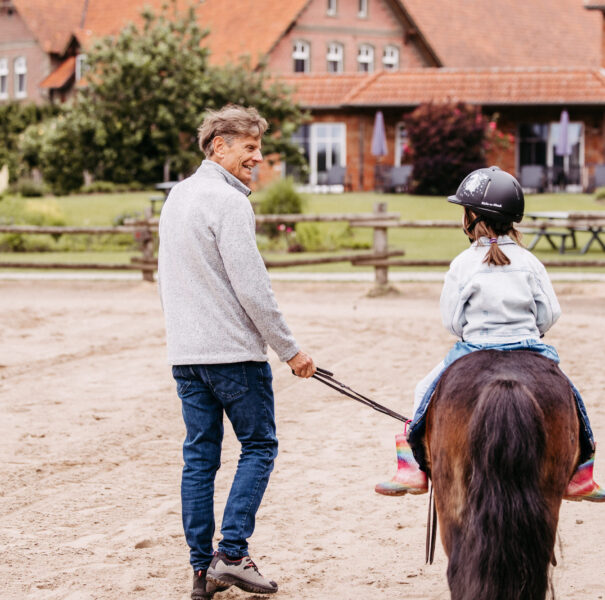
[{"left": 463, "top": 208, "right": 523, "bottom": 266}]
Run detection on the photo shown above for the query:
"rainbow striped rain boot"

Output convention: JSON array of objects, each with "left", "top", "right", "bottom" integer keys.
[
  {"left": 564, "top": 454, "right": 605, "bottom": 502},
  {"left": 375, "top": 433, "right": 428, "bottom": 496}
]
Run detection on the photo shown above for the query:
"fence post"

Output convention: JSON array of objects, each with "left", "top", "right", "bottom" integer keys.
[
  {"left": 137, "top": 220, "right": 155, "bottom": 282},
  {"left": 373, "top": 201, "right": 389, "bottom": 287}
]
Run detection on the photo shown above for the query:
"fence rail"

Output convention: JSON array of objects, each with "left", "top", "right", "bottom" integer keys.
[{"left": 2, "top": 202, "right": 605, "bottom": 288}]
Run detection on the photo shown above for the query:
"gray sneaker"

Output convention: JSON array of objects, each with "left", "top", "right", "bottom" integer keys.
[
  {"left": 206, "top": 551, "right": 278, "bottom": 594},
  {"left": 192, "top": 569, "right": 231, "bottom": 600}
]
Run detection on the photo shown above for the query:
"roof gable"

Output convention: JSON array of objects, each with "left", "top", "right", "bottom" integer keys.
[
  {"left": 196, "top": 0, "right": 311, "bottom": 67},
  {"left": 401, "top": 0, "right": 601, "bottom": 68},
  {"left": 12, "top": 0, "right": 86, "bottom": 54}
]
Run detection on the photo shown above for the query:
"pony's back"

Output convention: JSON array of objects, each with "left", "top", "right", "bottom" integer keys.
[{"left": 425, "top": 350, "right": 579, "bottom": 600}]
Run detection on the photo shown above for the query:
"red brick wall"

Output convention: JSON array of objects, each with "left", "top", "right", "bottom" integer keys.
[
  {"left": 269, "top": 0, "right": 427, "bottom": 74},
  {"left": 0, "top": 9, "right": 51, "bottom": 104}
]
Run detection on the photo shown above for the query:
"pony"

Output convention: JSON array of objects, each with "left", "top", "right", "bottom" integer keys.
[{"left": 424, "top": 349, "right": 580, "bottom": 600}]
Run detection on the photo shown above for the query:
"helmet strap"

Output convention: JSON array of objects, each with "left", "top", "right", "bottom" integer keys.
[{"left": 464, "top": 214, "right": 483, "bottom": 241}]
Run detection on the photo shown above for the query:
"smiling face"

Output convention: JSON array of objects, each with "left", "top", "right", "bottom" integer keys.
[{"left": 212, "top": 134, "right": 263, "bottom": 186}]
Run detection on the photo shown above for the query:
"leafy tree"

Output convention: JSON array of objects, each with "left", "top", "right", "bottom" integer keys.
[
  {"left": 22, "top": 1, "right": 307, "bottom": 194},
  {"left": 0, "top": 102, "right": 58, "bottom": 181},
  {"left": 404, "top": 102, "right": 488, "bottom": 195}
]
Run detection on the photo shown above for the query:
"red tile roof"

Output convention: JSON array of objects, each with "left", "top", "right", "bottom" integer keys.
[
  {"left": 281, "top": 68, "right": 605, "bottom": 108},
  {"left": 13, "top": 0, "right": 85, "bottom": 54},
  {"left": 75, "top": 0, "right": 310, "bottom": 67},
  {"left": 402, "top": 0, "right": 602, "bottom": 68},
  {"left": 278, "top": 74, "right": 371, "bottom": 108},
  {"left": 196, "top": 0, "right": 311, "bottom": 67},
  {"left": 39, "top": 56, "right": 76, "bottom": 89}
]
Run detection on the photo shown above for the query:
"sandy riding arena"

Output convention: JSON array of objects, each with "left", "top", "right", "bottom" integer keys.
[{"left": 1, "top": 278, "right": 604, "bottom": 599}]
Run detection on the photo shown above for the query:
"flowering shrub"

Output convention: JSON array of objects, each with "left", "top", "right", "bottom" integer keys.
[{"left": 404, "top": 102, "right": 509, "bottom": 196}]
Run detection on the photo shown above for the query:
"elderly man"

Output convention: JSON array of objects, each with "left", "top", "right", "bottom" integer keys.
[{"left": 158, "top": 104, "right": 315, "bottom": 599}]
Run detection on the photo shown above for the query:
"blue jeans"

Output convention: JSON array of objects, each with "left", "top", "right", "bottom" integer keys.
[
  {"left": 172, "top": 362, "right": 278, "bottom": 571},
  {"left": 408, "top": 340, "right": 595, "bottom": 470}
]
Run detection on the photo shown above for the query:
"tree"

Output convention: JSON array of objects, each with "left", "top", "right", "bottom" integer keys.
[
  {"left": 23, "top": 1, "right": 307, "bottom": 194},
  {"left": 404, "top": 102, "right": 488, "bottom": 196}
]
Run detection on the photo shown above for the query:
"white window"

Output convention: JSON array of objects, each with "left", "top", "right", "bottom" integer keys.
[
  {"left": 358, "top": 0, "right": 368, "bottom": 18},
  {"left": 75, "top": 53, "right": 87, "bottom": 82},
  {"left": 394, "top": 123, "right": 409, "bottom": 166},
  {"left": 327, "top": 0, "right": 337, "bottom": 16},
  {"left": 14, "top": 56, "right": 26, "bottom": 99},
  {"left": 293, "top": 40, "right": 310, "bottom": 73},
  {"left": 382, "top": 45, "right": 399, "bottom": 71},
  {"left": 288, "top": 122, "right": 347, "bottom": 185},
  {"left": 326, "top": 43, "right": 343, "bottom": 74},
  {"left": 0, "top": 58, "right": 8, "bottom": 100},
  {"left": 357, "top": 44, "right": 374, "bottom": 73}
]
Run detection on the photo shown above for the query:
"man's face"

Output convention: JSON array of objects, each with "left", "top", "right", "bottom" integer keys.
[{"left": 214, "top": 135, "right": 263, "bottom": 185}]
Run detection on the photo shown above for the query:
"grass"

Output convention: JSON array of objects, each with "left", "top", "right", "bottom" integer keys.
[{"left": 0, "top": 189, "right": 604, "bottom": 272}]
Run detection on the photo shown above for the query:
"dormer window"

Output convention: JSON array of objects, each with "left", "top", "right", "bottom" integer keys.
[
  {"left": 327, "top": 0, "right": 337, "bottom": 16},
  {"left": 14, "top": 56, "right": 26, "bottom": 98},
  {"left": 358, "top": 0, "right": 368, "bottom": 18},
  {"left": 327, "top": 43, "right": 343, "bottom": 74},
  {"left": 293, "top": 40, "right": 310, "bottom": 73},
  {"left": 0, "top": 58, "right": 8, "bottom": 100},
  {"left": 382, "top": 45, "right": 399, "bottom": 71},
  {"left": 357, "top": 44, "right": 374, "bottom": 73}
]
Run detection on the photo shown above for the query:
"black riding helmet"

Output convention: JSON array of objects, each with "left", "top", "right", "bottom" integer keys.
[{"left": 448, "top": 166, "right": 524, "bottom": 223}]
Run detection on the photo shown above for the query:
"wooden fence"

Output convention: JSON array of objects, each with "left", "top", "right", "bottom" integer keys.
[{"left": 1, "top": 202, "right": 605, "bottom": 288}]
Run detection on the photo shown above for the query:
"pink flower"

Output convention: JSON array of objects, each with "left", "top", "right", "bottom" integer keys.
[
  {"left": 278, "top": 224, "right": 286, "bottom": 232},
  {"left": 286, "top": 227, "right": 293, "bottom": 233},
  {"left": 489, "top": 121, "right": 497, "bottom": 130}
]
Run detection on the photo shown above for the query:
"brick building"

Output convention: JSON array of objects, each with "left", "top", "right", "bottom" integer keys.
[{"left": 2, "top": 0, "right": 605, "bottom": 191}]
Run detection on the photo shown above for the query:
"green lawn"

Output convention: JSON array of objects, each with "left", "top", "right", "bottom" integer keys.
[{"left": 1, "top": 189, "right": 604, "bottom": 272}]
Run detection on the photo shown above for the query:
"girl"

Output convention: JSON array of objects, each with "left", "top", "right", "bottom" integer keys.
[{"left": 375, "top": 166, "right": 604, "bottom": 501}]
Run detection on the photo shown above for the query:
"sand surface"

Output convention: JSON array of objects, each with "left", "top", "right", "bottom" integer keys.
[{"left": 1, "top": 279, "right": 604, "bottom": 600}]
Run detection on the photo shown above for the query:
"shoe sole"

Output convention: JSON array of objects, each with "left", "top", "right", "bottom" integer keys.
[
  {"left": 375, "top": 487, "right": 428, "bottom": 496},
  {"left": 206, "top": 573, "right": 277, "bottom": 595}
]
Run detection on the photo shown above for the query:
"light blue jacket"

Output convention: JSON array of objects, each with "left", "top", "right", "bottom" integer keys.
[{"left": 440, "top": 235, "right": 561, "bottom": 343}]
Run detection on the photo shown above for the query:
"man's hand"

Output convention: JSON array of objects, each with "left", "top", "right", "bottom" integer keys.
[{"left": 287, "top": 350, "right": 316, "bottom": 378}]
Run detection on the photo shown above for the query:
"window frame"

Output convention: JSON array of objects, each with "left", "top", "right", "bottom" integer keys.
[
  {"left": 358, "top": 0, "right": 368, "bottom": 18},
  {"left": 0, "top": 57, "right": 8, "bottom": 100},
  {"left": 75, "top": 53, "right": 87, "bottom": 82},
  {"left": 327, "top": 0, "right": 337, "bottom": 16},
  {"left": 357, "top": 44, "right": 374, "bottom": 73},
  {"left": 14, "top": 55, "right": 26, "bottom": 99},
  {"left": 326, "top": 42, "right": 344, "bottom": 74},
  {"left": 292, "top": 40, "right": 310, "bottom": 73},
  {"left": 382, "top": 45, "right": 399, "bottom": 71}
]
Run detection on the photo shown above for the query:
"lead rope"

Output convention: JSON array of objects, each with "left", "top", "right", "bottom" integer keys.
[{"left": 309, "top": 366, "right": 410, "bottom": 424}]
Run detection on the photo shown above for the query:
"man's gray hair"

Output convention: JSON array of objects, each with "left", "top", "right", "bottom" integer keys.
[{"left": 198, "top": 104, "right": 268, "bottom": 156}]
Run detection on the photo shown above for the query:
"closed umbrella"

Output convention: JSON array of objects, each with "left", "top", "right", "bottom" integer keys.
[
  {"left": 555, "top": 110, "right": 570, "bottom": 156},
  {"left": 371, "top": 110, "right": 388, "bottom": 157},
  {"left": 371, "top": 111, "right": 388, "bottom": 190}
]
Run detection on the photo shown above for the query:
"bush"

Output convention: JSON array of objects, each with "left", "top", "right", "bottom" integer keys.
[
  {"left": 11, "top": 178, "right": 46, "bottom": 197},
  {"left": 80, "top": 180, "right": 149, "bottom": 194},
  {"left": 258, "top": 177, "right": 305, "bottom": 237},
  {"left": 595, "top": 187, "right": 605, "bottom": 201},
  {"left": 404, "top": 102, "right": 488, "bottom": 195}
]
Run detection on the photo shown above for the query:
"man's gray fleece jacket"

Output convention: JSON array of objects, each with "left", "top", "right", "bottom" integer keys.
[{"left": 158, "top": 160, "right": 300, "bottom": 365}]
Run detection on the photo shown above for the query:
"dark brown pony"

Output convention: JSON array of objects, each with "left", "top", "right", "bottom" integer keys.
[{"left": 425, "top": 350, "right": 580, "bottom": 600}]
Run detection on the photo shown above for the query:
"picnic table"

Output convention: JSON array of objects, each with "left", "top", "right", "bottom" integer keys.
[
  {"left": 149, "top": 181, "right": 179, "bottom": 215},
  {"left": 523, "top": 211, "right": 605, "bottom": 254}
]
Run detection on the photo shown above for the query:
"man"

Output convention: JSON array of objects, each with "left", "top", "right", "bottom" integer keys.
[{"left": 158, "top": 104, "right": 315, "bottom": 599}]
